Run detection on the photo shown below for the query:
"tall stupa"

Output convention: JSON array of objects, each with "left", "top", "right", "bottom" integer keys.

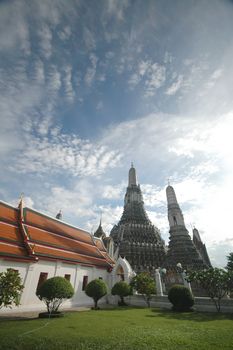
[
  {"left": 110, "top": 164, "right": 166, "bottom": 273},
  {"left": 164, "top": 185, "right": 210, "bottom": 270}
]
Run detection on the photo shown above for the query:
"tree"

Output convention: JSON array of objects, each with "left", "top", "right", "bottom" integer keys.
[
  {"left": 0, "top": 269, "right": 24, "bottom": 309},
  {"left": 111, "top": 281, "right": 132, "bottom": 306},
  {"left": 168, "top": 285, "right": 194, "bottom": 312},
  {"left": 226, "top": 252, "right": 233, "bottom": 271},
  {"left": 85, "top": 279, "right": 107, "bottom": 309},
  {"left": 130, "top": 272, "right": 156, "bottom": 307},
  {"left": 187, "top": 268, "right": 233, "bottom": 312},
  {"left": 36, "top": 276, "right": 74, "bottom": 314}
]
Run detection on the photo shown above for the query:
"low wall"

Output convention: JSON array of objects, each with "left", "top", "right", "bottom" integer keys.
[{"left": 125, "top": 294, "right": 233, "bottom": 313}]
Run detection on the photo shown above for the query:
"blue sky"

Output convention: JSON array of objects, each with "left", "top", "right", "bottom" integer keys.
[{"left": 0, "top": 0, "right": 233, "bottom": 267}]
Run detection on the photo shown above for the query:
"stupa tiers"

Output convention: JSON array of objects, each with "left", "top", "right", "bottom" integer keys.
[
  {"left": 110, "top": 164, "right": 166, "bottom": 273},
  {"left": 165, "top": 185, "right": 211, "bottom": 270},
  {"left": 192, "top": 227, "right": 212, "bottom": 267}
]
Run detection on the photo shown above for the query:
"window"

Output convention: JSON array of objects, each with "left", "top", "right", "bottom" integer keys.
[
  {"left": 99, "top": 277, "right": 103, "bottom": 280},
  {"left": 36, "top": 272, "right": 48, "bottom": 290},
  {"left": 82, "top": 276, "right": 88, "bottom": 291},
  {"left": 64, "top": 274, "right": 71, "bottom": 281},
  {"left": 173, "top": 216, "right": 177, "bottom": 225}
]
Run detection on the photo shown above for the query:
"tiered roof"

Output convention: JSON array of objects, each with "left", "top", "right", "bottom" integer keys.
[{"left": 0, "top": 200, "right": 114, "bottom": 269}]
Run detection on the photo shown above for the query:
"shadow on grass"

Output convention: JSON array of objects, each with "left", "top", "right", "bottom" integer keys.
[
  {"left": 0, "top": 316, "right": 39, "bottom": 321},
  {"left": 148, "top": 308, "right": 233, "bottom": 322}
]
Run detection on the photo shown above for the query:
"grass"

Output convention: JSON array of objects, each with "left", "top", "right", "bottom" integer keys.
[{"left": 0, "top": 307, "right": 233, "bottom": 350}]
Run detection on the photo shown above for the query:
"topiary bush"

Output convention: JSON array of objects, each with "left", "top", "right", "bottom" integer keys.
[
  {"left": 111, "top": 281, "right": 132, "bottom": 306},
  {"left": 36, "top": 276, "right": 74, "bottom": 314},
  {"left": 85, "top": 279, "right": 107, "bottom": 309},
  {"left": 168, "top": 284, "right": 194, "bottom": 312}
]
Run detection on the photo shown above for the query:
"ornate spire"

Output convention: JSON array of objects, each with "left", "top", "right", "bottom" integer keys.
[
  {"left": 56, "top": 210, "right": 62, "bottom": 220},
  {"left": 128, "top": 163, "right": 137, "bottom": 187},
  {"left": 110, "top": 165, "right": 166, "bottom": 272},
  {"left": 94, "top": 219, "right": 106, "bottom": 239},
  {"left": 166, "top": 185, "right": 178, "bottom": 206}
]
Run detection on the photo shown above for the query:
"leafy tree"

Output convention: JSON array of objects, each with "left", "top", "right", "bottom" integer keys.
[
  {"left": 36, "top": 276, "right": 74, "bottom": 313},
  {"left": 85, "top": 279, "right": 107, "bottom": 309},
  {"left": 187, "top": 268, "right": 233, "bottom": 312},
  {"left": 130, "top": 272, "right": 156, "bottom": 307},
  {"left": 111, "top": 281, "right": 132, "bottom": 306},
  {"left": 0, "top": 269, "right": 24, "bottom": 309},
  {"left": 168, "top": 284, "right": 194, "bottom": 312},
  {"left": 226, "top": 252, "right": 233, "bottom": 271}
]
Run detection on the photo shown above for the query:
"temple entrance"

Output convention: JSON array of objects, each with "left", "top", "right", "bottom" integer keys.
[{"left": 116, "top": 265, "right": 124, "bottom": 281}]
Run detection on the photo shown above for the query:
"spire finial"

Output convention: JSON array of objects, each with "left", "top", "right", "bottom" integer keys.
[
  {"left": 100, "top": 211, "right": 102, "bottom": 226},
  {"left": 18, "top": 193, "right": 24, "bottom": 208},
  {"left": 167, "top": 177, "right": 170, "bottom": 186},
  {"left": 128, "top": 163, "right": 137, "bottom": 186},
  {"left": 56, "top": 209, "right": 62, "bottom": 220}
]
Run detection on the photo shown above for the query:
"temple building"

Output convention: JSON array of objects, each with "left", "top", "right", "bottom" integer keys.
[
  {"left": 110, "top": 164, "right": 166, "bottom": 273},
  {"left": 0, "top": 199, "right": 123, "bottom": 312},
  {"left": 164, "top": 185, "right": 211, "bottom": 270}
]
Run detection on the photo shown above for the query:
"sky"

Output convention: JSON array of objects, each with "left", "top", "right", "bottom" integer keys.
[{"left": 0, "top": 0, "right": 233, "bottom": 267}]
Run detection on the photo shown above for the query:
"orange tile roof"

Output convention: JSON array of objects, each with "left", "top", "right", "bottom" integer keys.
[{"left": 0, "top": 200, "right": 114, "bottom": 269}]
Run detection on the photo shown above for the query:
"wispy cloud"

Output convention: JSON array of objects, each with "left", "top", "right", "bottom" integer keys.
[
  {"left": 166, "top": 75, "right": 183, "bottom": 95},
  {"left": 10, "top": 131, "right": 122, "bottom": 177},
  {"left": 128, "top": 60, "right": 166, "bottom": 96},
  {"left": 84, "top": 53, "right": 98, "bottom": 87},
  {"left": 38, "top": 24, "right": 53, "bottom": 59}
]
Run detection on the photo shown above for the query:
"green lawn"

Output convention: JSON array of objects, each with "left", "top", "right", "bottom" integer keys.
[{"left": 0, "top": 307, "right": 232, "bottom": 350}]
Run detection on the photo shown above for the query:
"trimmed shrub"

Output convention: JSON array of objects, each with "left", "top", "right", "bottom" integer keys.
[
  {"left": 168, "top": 284, "right": 194, "bottom": 312},
  {"left": 111, "top": 281, "right": 131, "bottom": 306},
  {"left": 0, "top": 269, "right": 24, "bottom": 309},
  {"left": 36, "top": 276, "right": 74, "bottom": 314},
  {"left": 85, "top": 279, "right": 107, "bottom": 309}
]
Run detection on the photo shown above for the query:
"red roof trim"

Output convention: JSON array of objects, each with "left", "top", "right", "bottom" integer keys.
[
  {"left": 24, "top": 207, "right": 90, "bottom": 236},
  {"left": 34, "top": 242, "right": 110, "bottom": 263},
  {"left": 24, "top": 223, "right": 101, "bottom": 251}
]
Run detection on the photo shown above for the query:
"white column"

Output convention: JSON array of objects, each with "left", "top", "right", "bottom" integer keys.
[
  {"left": 182, "top": 271, "right": 192, "bottom": 293},
  {"left": 73, "top": 265, "right": 80, "bottom": 293},
  {"left": 20, "top": 263, "right": 36, "bottom": 305},
  {"left": 155, "top": 269, "right": 163, "bottom": 296},
  {"left": 54, "top": 261, "right": 62, "bottom": 276}
]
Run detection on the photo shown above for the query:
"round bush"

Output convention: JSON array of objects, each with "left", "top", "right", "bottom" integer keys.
[
  {"left": 85, "top": 279, "right": 107, "bottom": 309},
  {"left": 111, "top": 281, "right": 131, "bottom": 306},
  {"left": 168, "top": 284, "right": 194, "bottom": 312},
  {"left": 36, "top": 276, "right": 74, "bottom": 313}
]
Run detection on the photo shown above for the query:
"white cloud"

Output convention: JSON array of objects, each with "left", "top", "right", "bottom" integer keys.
[
  {"left": 128, "top": 60, "right": 166, "bottom": 95},
  {"left": 96, "top": 101, "right": 103, "bottom": 110},
  {"left": 58, "top": 26, "right": 71, "bottom": 41},
  {"left": 10, "top": 131, "right": 122, "bottom": 177},
  {"left": 83, "top": 27, "right": 96, "bottom": 51},
  {"left": 144, "top": 63, "right": 166, "bottom": 97},
  {"left": 101, "top": 183, "right": 126, "bottom": 200},
  {"left": 84, "top": 53, "right": 98, "bottom": 87},
  {"left": 166, "top": 75, "right": 183, "bottom": 95},
  {"left": 34, "top": 59, "right": 45, "bottom": 84},
  {"left": 47, "top": 65, "right": 61, "bottom": 93},
  {"left": 63, "top": 65, "right": 75, "bottom": 102},
  {"left": 105, "top": 0, "right": 129, "bottom": 21},
  {"left": 38, "top": 24, "right": 53, "bottom": 59}
]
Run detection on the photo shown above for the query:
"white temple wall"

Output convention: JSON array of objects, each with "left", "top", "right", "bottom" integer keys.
[{"left": 0, "top": 259, "right": 109, "bottom": 313}]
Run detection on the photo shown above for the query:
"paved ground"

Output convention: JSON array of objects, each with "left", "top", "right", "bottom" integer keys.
[{"left": 0, "top": 306, "right": 92, "bottom": 320}]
